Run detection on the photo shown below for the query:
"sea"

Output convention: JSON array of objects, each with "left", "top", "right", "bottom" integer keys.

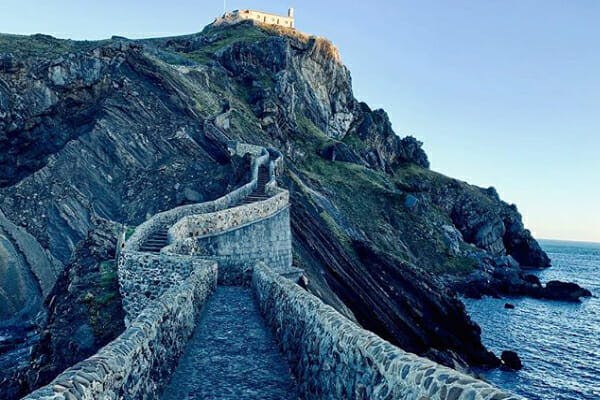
[{"left": 463, "top": 240, "right": 600, "bottom": 400}]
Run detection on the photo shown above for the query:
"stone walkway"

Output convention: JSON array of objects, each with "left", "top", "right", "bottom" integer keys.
[{"left": 161, "top": 286, "right": 299, "bottom": 400}]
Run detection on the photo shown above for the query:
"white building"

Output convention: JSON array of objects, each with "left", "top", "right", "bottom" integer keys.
[{"left": 217, "top": 8, "right": 295, "bottom": 29}]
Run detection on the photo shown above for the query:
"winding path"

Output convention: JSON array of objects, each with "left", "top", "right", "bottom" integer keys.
[
  {"left": 22, "top": 141, "right": 522, "bottom": 400},
  {"left": 161, "top": 286, "right": 298, "bottom": 399}
]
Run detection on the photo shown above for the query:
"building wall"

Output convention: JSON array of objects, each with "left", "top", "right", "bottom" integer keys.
[
  {"left": 118, "top": 253, "right": 212, "bottom": 323},
  {"left": 230, "top": 10, "right": 294, "bottom": 28}
]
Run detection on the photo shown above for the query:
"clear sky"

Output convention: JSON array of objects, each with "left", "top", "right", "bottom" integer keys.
[{"left": 1, "top": 1, "right": 598, "bottom": 242}]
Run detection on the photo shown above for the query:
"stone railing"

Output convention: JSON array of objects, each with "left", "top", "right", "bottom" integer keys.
[
  {"left": 266, "top": 148, "right": 284, "bottom": 192},
  {"left": 119, "top": 139, "right": 289, "bottom": 310},
  {"left": 252, "top": 263, "right": 523, "bottom": 400},
  {"left": 23, "top": 261, "right": 218, "bottom": 400},
  {"left": 122, "top": 143, "right": 270, "bottom": 253},
  {"left": 118, "top": 253, "right": 208, "bottom": 322},
  {"left": 168, "top": 190, "right": 289, "bottom": 241}
]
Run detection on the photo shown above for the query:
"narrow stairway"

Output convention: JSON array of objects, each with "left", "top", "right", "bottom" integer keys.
[
  {"left": 240, "top": 165, "right": 270, "bottom": 205},
  {"left": 140, "top": 166, "right": 270, "bottom": 254},
  {"left": 139, "top": 226, "right": 169, "bottom": 253},
  {"left": 161, "top": 286, "right": 298, "bottom": 400}
]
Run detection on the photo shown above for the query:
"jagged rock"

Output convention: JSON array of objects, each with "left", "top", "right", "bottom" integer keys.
[
  {"left": 501, "top": 350, "right": 522, "bottom": 370},
  {"left": 543, "top": 281, "right": 592, "bottom": 302},
  {"left": 0, "top": 22, "right": 565, "bottom": 396},
  {"left": 24, "top": 218, "right": 126, "bottom": 393},
  {"left": 348, "top": 104, "right": 430, "bottom": 170},
  {"left": 442, "top": 224, "right": 463, "bottom": 256},
  {"left": 451, "top": 267, "right": 592, "bottom": 303},
  {"left": 319, "top": 142, "right": 363, "bottom": 164}
]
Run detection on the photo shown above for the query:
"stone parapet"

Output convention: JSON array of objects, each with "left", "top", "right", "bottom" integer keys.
[
  {"left": 168, "top": 190, "right": 289, "bottom": 241},
  {"left": 252, "top": 263, "right": 523, "bottom": 400},
  {"left": 22, "top": 262, "right": 217, "bottom": 400},
  {"left": 118, "top": 253, "right": 212, "bottom": 323},
  {"left": 167, "top": 208, "right": 292, "bottom": 285},
  {"left": 122, "top": 144, "right": 270, "bottom": 253}
]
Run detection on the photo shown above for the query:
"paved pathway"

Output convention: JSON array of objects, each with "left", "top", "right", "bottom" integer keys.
[{"left": 161, "top": 286, "right": 298, "bottom": 400}]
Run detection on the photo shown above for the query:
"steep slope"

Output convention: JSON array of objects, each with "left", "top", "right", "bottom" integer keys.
[{"left": 0, "top": 21, "right": 565, "bottom": 397}]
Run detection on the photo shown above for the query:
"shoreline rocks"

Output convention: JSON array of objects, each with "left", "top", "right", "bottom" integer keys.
[
  {"left": 501, "top": 351, "right": 522, "bottom": 370},
  {"left": 453, "top": 269, "right": 592, "bottom": 303}
]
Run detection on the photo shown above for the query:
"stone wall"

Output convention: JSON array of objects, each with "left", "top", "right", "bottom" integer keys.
[
  {"left": 122, "top": 146, "right": 270, "bottom": 252},
  {"left": 168, "top": 190, "right": 289, "bottom": 240},
  {"left": 226, "top": 140, "right": 265, "bottom": 157},
  {"left": 118, "top": 253, "right": 209, "bottom": 323},
  {"left": 168, "top": 208, "right": 292, "bottom": 285},
  {"left": 23, "top": 262, "right": 218, "bottom": 400},
  {"left": 252, "top": 263, "right": 523, "bottom": 400}
]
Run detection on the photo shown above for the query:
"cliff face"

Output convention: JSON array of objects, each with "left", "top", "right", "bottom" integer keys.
[{"left": 0, "top": 21, "right": 553, "bottom": 396}]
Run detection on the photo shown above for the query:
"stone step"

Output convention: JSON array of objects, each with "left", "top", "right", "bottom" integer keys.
[
  {"left": 143, "top": 240, "right": 168, "bottom": 245},
  {"left": 139, "top": 248, "right": 162, "bottom": 253}
]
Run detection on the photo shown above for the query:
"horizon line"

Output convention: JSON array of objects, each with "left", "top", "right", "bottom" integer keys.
[{"left": 538, "top": 237, "right": 600, "bottom": 245}]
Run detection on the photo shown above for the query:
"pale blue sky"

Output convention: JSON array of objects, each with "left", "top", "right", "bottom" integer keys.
[{"left": 1, "top": 1, "right": 598, "bottom": 242}]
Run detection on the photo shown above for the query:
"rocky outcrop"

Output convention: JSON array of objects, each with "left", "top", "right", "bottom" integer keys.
[
  {"left": 543, "top": 280, "right": 592, "bottom": 301},
  {"left": 501, "top": 351, "right": 522, "bottom": 371},
  {"left": 346, "top": 104, "right": 430, "bottom": 170},
  {"left": 288, "top": 182, "right": 499, "bottom": 369},
  {"left": 0, "top": 21, "right": 569, "bottom": 397},
  {"left": 428, "top": 183, "right": 550, "bottom": 268},
  {"left": 0, "top": 210, "right": 60, "bottom": 322},
  {"left": 23, "top": 218, "right": 125, "bottom": 394}
]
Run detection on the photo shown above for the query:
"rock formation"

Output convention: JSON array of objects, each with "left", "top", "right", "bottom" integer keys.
[{"left": 0, "top": 20, "right": 588, "bottom": 398}]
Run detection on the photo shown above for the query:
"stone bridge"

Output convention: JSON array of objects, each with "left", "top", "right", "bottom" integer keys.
[{"left": 22, "top": 142, "right": 522, "bottom": 400}]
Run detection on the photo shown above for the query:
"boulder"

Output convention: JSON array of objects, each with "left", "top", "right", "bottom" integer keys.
[
  {"left": 523, "top": 274, "right": 541, "bottom": 286},
  {"left": 441, "top": 224, "right": 463, "bottom": 256},
  {"left": 543, "top": 281, "right": 592, "bottom": 302},
  {"left": 501, "top": 350, "right": 522, "bottom": 370},
  {"left": 504, "top": 303, "right": 515, "bottom": 309},
  {"left": 183, "top": 188, "right": 203, "bottom": 203}
]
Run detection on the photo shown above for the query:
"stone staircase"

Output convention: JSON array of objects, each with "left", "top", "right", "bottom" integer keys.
[
  {"left": 137, "top": 165, "right": 272, "bottom": 254},
  {"left": 239, "top": 165, "right": 270, "bottom": 205},
  {"left": 138, "top": 226, "right": 169, "bottom": 253},
  {"left": 22, "top": 141, "right": 520, "bottom": 400}
]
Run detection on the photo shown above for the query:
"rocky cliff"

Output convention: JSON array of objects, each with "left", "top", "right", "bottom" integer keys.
[{"left": 0, "top": 21, "right": 571, "bottom": 397}]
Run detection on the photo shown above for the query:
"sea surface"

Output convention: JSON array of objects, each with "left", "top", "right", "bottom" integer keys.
[{"left": 463, "top": 240, "right": 600, "bottom": 400}]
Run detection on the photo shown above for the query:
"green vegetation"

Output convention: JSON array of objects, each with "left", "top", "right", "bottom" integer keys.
[
  {"left": 177, "top": 24, "right": 269, "bottom": 66},
  {"left": 124, "top": 226, "right": 136, "bottom": 241},
  {"left": 319, "top": 211, "right": 351, "bottom": 251},
  {"left": 0, "top": 33, "right": 102, "bottom": 59},
  {"left": 99, "top": 260, "right": 117, "bottom": 289},
  {"left": 81, "top": 259, "right": 121, "bottom": 337},
  {"left": 291, "top": 111, "right": 478, "bottom": 276},
  {"left": 444, "top": 256, "right": 479, "bottom": 276}
]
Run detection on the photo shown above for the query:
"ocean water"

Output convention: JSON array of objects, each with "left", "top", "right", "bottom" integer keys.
[{"left": 463, "top": 240, "right": 600, "bottom": 400}]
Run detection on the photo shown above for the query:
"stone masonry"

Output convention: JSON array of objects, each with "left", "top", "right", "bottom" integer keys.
[
  {"left": 253, "top": 263, "right": 523, "bottom": 400},
  {"left": 22, "top": 140, "right": 523, "bottom": 400},
  {"left": 22, "top": 263, "right": 217, "bottom": 400},
  {"left": 169, "top": 207, "right": 292, "bottom": 285}
]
